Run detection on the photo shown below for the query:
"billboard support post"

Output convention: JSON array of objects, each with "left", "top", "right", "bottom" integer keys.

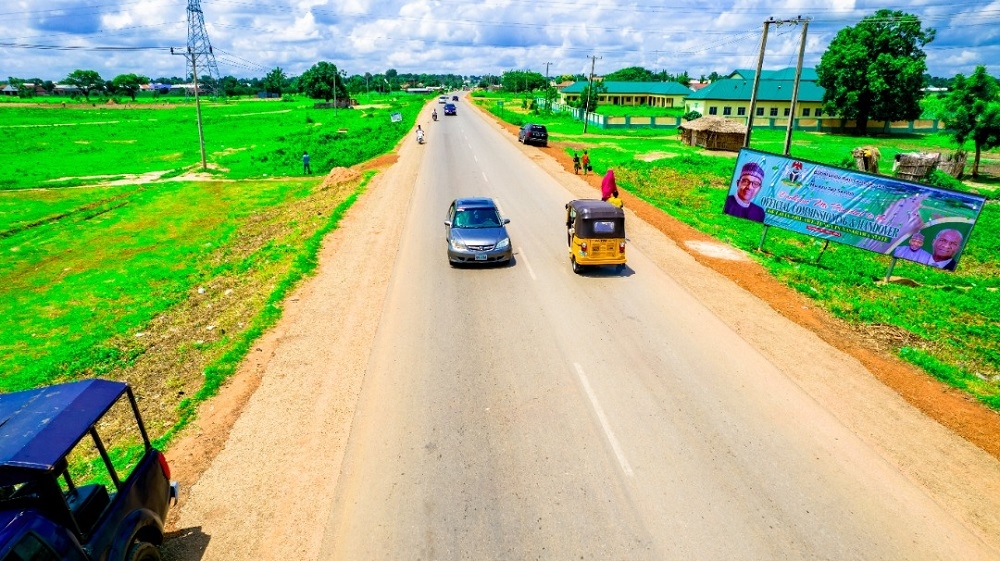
[
  {"left": 885, "top": 257, "right": 898, "bottom": 282},
  {"left": 816, "top": 240, "right": 830, "bottom": 263},
  {"left": 757, "top": 225, "right": 769, "bottom": 252}
]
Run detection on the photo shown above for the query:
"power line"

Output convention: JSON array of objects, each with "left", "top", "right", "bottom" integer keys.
[{"left": 0, "top": 42, "right": 170, "bottom": 52}]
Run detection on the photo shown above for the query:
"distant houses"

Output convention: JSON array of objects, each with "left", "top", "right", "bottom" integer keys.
[
  {"left": 559, "top": 80, "right": 694, "bottom": 109},
  {"left": 684, "top": 68, "right": 827, "bottom": 123},
  {"left": 556, "top": 68, "right": 829, "bottom": 124}
]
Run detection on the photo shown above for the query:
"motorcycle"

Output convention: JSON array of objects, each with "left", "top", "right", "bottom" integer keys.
[
  {"left": 417, "top": 130, "right": 425, "bottom": 144},
  {"left": 432, "top": 110, "right": 438, "bottom": 121}
]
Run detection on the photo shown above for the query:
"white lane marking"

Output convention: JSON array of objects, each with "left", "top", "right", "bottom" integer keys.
[
  {"left": 474, "top": 154, "right": 479, "bottom": 163},
  {"left": 574, "top": 363, "right": 634, "bottom": 477},
  {"left": 517, "top": 247, "right": 537, "bottom": 280},
  {"left": 482, "top": 171, "right": 488, "bottom": 183}
]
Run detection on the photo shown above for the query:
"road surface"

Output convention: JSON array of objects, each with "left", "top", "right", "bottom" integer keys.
[{"left": 162, "top": 97, "right": 1000, "bottom": 561}]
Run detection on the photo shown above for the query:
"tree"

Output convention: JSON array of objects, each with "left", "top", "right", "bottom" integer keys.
[
  {"left": 577, "top": 81, "right": 608, "bottom": 112},
  {"left": 110, "top": 73, "right": 149, "bottom": 101},
  {"left": 605, "top": 66, "right": 655, "bottom": 82},
  {"left": 262, "top": 67, "right": 288, "bottom": 96},
  {"left": 500, "top": 70, "right": 546, "bottom": 93},
  {"left": 299, "top": 61, "right": 347, "bottom": 102},
  {"left": 816, "top": 9, "right": 935, "bottom": 134},
  {"left": 64, "top": 69, "right": 105, "bottom": 100},
  {"left": 940, "top": 66, "right": 1000, "bottom": 178}
]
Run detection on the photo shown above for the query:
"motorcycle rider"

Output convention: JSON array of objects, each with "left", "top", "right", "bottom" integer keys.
[
  {"left": 432, "top": 109, "right": 438, "bottom": 121},
  {"left": 416, "top": 125, "right": 425, "bottom": 144}
]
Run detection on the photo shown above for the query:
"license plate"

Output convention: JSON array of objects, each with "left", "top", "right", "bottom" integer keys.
[{"left": 475, "top": 253, "right": 487, "bottom": 261}]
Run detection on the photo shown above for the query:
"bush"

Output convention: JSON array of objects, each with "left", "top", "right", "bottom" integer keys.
[
  {"left": 683, "top": 110, "right": 702, "bottom": 121},
  {"left": 924, "top": 169, "right": 967, "bottom": 191}
]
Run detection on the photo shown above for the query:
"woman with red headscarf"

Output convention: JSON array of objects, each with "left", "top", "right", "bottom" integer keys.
[{"left": 601, "top": 169, "right": 617, "bottom": 201}]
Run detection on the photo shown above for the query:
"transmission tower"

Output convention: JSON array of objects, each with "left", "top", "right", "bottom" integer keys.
[{"left": 185, "top": 0, "right": 221, "bottom": 95}]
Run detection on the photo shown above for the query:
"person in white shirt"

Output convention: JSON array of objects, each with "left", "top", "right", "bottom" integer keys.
[{"left": 928, "top": 229, "right": 963, "bottom": 271}]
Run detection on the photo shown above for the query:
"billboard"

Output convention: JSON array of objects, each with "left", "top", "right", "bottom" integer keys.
[{"left": 723, "top": 148, "right": 985, "bottom": 271}]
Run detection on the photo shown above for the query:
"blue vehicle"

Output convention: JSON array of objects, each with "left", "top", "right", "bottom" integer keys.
[{"left": 0, "top": 379, "right": 177, "bottom": 561}]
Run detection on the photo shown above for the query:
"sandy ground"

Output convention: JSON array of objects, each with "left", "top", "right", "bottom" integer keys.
[{"left": 160, "top": 102, "right": 1000, "bottom": 560}]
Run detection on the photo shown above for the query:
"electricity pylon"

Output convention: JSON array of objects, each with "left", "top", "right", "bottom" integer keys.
[{"left": 185, "top": 0, "right": 221, "bottom": 95}]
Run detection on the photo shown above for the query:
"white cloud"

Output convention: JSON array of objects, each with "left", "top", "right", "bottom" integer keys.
[{"left": 0, "top": 0, "right": 995, "bottom": 81}]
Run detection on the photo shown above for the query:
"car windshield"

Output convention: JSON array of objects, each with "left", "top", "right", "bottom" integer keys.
[{"left": 454, "top": 209, "right": 500, "bottom": 228}]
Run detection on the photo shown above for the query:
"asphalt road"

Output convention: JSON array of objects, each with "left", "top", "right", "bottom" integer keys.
[{"left": 313, "top": 102, "right": 998, "bottom": 560}]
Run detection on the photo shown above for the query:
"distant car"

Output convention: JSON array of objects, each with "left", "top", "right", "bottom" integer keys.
[
  {"left": 445, "top": 198, "right": 512, "bottom": 266},
  {"left": 444, "top": 103, "right": 457, "bottom": 116},
  {"left": 518, "top": 123, "right": 548, "bottom": 147},
  {"left": 438, "top": 96, "right": 447, "bottom": 104},
  {"left": 451, "top": 95, "right": 459, "bottom": 101},
  {"left": 0, "top": 379, "right": 178, "bottom": 561}
]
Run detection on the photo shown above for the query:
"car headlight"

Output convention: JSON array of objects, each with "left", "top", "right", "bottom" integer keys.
[
  {"left": 450, "top": 238, "right": 467, "bottom": 250},
  {"left": 495, "top": 237, "right": 510, "bottom": 250}
]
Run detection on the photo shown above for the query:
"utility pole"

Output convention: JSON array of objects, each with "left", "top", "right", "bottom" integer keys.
[
  {"left": 784, "top": 18, "right": 810, "bottom": 156},
  {"left": 744, "top": 18, "right": 771, "bottom": 148},
  {"left": 583, "top": 55, "right": 601, "bottom": 134},
  {"left": 544, "top": 61, "right": 552, "bottom": 110},
  {"left": 171, "top": 47, "right": 207, "bottom": 170},
  {"left": 744, "top": 16, "right": 809, "bottom": 150}
]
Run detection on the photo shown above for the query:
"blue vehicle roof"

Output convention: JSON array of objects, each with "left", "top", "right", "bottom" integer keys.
[
  {"left": 455, "top": 197, "right": 496, "bottom": 209},
  {"left": 0, "top": 379, "right": 128, "bottom": 475}
]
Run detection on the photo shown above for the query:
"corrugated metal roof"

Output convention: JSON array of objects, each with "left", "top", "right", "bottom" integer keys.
[
  {"left": 687, "top": 73, "right": 824, "bottom": 102},
  {"left": 729, "top": 68, "right": 819, "bottom": 82},
  {"left": 561, "top": 81, "right": 693, "bottom": 96}
]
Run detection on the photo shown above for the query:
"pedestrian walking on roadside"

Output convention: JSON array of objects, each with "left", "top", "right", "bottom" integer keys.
[
  {"left": 572, "top": 152, "right": 581, "bottom": 174},
  {"left": 582, "top": 151, "right": 591, "bottom": 175},
  {"left": 303, "top": 151, "right": 312, "bottom": 174},
  {"left": 601, "top": 169, "right": 617, "bottom": 201}
]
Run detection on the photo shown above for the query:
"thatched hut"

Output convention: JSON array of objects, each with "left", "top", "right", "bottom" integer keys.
[
  {"left": 894, "top": 152, "right": 939, "bottom": 181},
  {"left": 936, "top": 151, "right": 967, "bottom": 178},
  {"left": 679, "top": 116, "right": 746, "bottom": 151},
  {"left": 852, "top": 146, "right": 881, "bottom": 173},
  {"left": 893, "top": 151, "right": 967, "bottom": 181}
]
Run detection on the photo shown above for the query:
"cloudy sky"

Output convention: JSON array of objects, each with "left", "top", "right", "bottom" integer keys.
[{"left": 2, "top": 0, "right": 997, "bottom": 83}]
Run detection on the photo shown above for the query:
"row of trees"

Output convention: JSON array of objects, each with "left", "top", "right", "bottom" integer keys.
[
  {"left": 6, "top": 67, "right": 476, "bottom": 102},
  {"left": 6, "top": 71, "right": 152, "bottom": 101}
]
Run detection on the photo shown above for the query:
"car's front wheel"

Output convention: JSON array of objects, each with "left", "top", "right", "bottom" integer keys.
[{"left": 127, "top": 541, "right": 162, "bottom": 561}]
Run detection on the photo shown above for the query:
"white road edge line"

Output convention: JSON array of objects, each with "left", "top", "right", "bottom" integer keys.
[
  {"left": 573, "top": 363, "right": 635, "bottom": 477},
  {"left": 517, "top": 247, "right": 537, "bottom": 280}
]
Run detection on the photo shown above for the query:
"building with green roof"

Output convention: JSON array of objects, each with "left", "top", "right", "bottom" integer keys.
[
  {"left": 559, "top": 81, "right": 693, "bottom": 109},
  {"left": 684, "top": 68, "right": 828, "bottom": 124}
]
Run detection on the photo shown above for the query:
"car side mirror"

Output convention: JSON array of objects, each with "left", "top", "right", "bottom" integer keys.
[
  {"left": 444, "top": 220, "right": 452, "bottom": 227},
  {"left": 502, "top": 218, "right": 510, "bottom": 225}
]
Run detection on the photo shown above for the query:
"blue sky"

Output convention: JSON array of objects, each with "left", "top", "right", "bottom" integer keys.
[{"left": 1, "top": 0, "right": 997, "bottom": 83}]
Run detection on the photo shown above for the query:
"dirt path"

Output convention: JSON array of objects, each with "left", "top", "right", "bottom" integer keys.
[{"left": 160, "top": 103, "right": 1000, "bottom": 559}]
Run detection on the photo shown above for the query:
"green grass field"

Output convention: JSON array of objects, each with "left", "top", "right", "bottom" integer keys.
[
  {"left": 0, "top": 93, "right": 427, "bottom": 446},
  {"left": 477, "top": 93, "right": 1000, "bottom": 411}
]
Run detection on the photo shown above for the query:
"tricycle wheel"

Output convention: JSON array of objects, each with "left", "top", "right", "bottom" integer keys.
[
  {"left": 571, "top": 256, "right": 582, "bottom": 275},
  {"left": 127, "top": 541, "right": 162, "bottom": 561}
]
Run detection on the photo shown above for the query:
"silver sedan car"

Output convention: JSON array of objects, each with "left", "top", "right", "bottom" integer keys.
[{"left": 444, "top": 198, "right": 512, "bottom": 266}]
